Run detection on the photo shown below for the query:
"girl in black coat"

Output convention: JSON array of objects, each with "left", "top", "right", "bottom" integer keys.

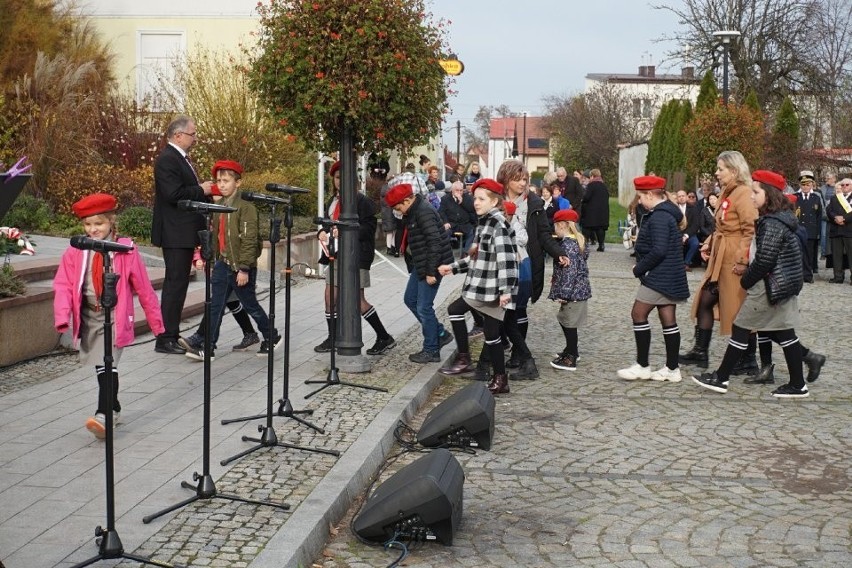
[
  {"left": 618, "top": 176, "right": 689, "bottom": 383},
  {"left": 692, "top": 170, "right": 809, "bottom": 398}
]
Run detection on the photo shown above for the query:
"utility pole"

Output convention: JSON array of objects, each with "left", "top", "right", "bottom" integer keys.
[
  {"left": 456, "top": 120, "right": 461, "bottom": 168},
  {"left": 522, "top": 112, "right": 527, "bottom": 168}
]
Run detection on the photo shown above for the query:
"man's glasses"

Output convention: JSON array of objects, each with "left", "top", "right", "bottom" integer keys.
[{"left": 179, "top": 131, "right": 197, "bottom": 138}]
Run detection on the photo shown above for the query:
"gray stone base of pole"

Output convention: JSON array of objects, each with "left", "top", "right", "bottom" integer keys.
[{"left": 334, "top": 353, "right": 373, "bottom": 373}]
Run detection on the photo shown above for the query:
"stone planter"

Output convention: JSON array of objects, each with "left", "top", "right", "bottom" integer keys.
[{"left": 0, "top": 285, "right": 59, "bottom": 367}]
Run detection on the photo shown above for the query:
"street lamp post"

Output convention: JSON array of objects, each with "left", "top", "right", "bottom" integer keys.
[{"left": 712, "top": 30, "right": 741, "bottom": 105}]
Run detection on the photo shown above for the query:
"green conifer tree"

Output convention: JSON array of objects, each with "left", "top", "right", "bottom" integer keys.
[
  {"left": 695, "top": 70, "right": 720, "bottom": 113},
  {"left": 743, "top": 89, "right": 761, "bottom": 113},
  {"left": 767, "top": 96, "right": 800, "bottom": 181}
]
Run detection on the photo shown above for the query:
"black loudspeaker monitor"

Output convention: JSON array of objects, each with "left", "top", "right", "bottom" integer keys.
[
  {"left": 417, "top": 382, "right": 495, "bottom": 450},
  {"left": 353, "top": 448, "right": 464, "bottom": 545}
]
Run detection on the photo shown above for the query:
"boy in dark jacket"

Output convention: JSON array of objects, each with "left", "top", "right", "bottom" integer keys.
[{"left": 385, "top": 182, "right": 455, "bottom": 363}]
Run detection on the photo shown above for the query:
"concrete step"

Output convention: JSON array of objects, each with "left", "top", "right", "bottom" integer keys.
[{"left": 20, "top": 262, "right": 203, "bottom": 337}]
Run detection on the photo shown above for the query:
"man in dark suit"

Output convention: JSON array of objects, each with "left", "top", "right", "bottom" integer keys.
[
  {"left": 676, "top": 190, "right": 701, "bottom": 270},
  {"left": 152, "top": 116, "right": 214, "bottom": 354}
]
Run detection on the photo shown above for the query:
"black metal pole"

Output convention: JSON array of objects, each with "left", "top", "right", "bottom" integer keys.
[
  {"left": 336, "top": 124, "right": 363, "bottom": 357},
  {"left": 71, "top": 251, "right": 179, "bottom": 568},
  {"left": 722, "top": 46, "right": 730, "bottom": 106},
  {"left": 456, "top": 120, "right": 461, "bottom": 167}
]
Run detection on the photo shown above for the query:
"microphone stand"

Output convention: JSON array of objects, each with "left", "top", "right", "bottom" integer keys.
[
  {"left": 143, "top": 212, "right": 288, "bottom": 524},
  {"left": 304, "top": 219, "right": 388, "bottom": 399},
  {"left": 72, "top": 251, "right": 179, "bottom": 567},
  {"left": 220, "top": 199, "right": 339, "bottom": 465}
]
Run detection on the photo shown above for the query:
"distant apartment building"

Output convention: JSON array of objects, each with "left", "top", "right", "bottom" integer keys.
[{"left": 585, "top": 65, "right": 701, "bottom": 136}]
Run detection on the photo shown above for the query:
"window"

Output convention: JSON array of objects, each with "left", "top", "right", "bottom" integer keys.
[
  {"left": 137, "top": 31, "right": 185, "bottom": 109},
  {"left": 632, "top": 98, "right": 652, "bottom": 119}
]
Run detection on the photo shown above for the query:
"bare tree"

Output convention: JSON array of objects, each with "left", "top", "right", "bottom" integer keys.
[
  {"left": 653, "top": 0, "right": 820, "bottom": 107},
  {"left": 806, "top": 0, "right": 852, "bottom": 146},
  {"left": 463, "top": 104, "right": 514, "bottom": 152},
  {"left": 543, "top": 83, "right": 647, "bottom": 179}
]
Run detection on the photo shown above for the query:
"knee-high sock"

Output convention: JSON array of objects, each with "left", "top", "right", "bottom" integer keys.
[
  {"left": 95, "top": 366, "right": 120, "bottom": 415},
  {"left": 516, "top": 308, "right": 529, "bottom": 339},
  {"left": 717, "top": 325, "right": 750, "bottom": 380},
  {"left": 662, "top": 324, "right": 680, "bottom": 370},
  {"left": 758, "top": 333, "right": 773, "bottom": 366},
  {"left": 362, "top": 306, "right": 389, "bottom": 339},
  {"left": 228, "top": 299, "right": 255, "bottom": 335},
  {"left": 633, "top": 321, "right": 651, "bottom": 367},
  {"left": 768, "top": 330, "right": 805, "bottom": 389}
]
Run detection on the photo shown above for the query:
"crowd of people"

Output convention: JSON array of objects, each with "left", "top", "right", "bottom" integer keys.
[{"left": 55, "top": 115, "right": 835, "bottom": 438}]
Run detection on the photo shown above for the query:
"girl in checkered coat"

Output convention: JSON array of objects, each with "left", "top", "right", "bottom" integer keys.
[{"left": 438, "top": 178, "right": 519, "bottom": 394}]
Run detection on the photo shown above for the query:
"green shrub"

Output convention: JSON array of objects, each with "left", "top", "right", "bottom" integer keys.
[
  {"left": 118, "top": 207, "right": 153, "bottom": 243},
  {"left": 49, "top": 213, "right": 84, "bottom": 237},
  {"left": 3, "top": 194, "right": 52, "bottom": 232},
  {"left": 0, "top": 264, "right": 26, "bottom": 298}
]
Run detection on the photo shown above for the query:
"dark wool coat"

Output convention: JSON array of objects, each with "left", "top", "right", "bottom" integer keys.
[
  {"left": 318, "top": 191, "right": 377, "bottom": 271},
  {"left": 524, "top": 192, "right": 566, "bottom": 303},
  {"left": 403, "top": 194, "right": 454, "bottom": 280},
  {"left": 439, "top": 192, "right": 477, "bottom": 234},
  {"left": 633, "top": 200, "right": 690, "bottom": 300},
  {"left": 562, "top": 177, "right": 585, "bottom": 217},
  {"left": 580, "top": 180, "right": 610, "bottom": 229},
  {"left": 740, "top": 210, "right": 803, "bottom": 304}
]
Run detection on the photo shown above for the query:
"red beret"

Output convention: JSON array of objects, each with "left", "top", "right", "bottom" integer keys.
[
  {"left": 633, "top": 176, "right": 667, "bottom": 191},
  {"left": 504, "top": 201, "right": 517, "bottom": 215},
  {"left": 553, "top": 208, "right": 579, "bottom": 223},
  {"left": 329, "top": 161, "right": 341, "bottom": 177},
  {"left": 72, "top": 193, "right": 117, "bottom": 219},
  {"left": 385, "top": 183, "right": 414, "bottom": 207},
  {"left": 471, "top": 178, "right": 504, "bottom": 195},
  {"left": 785, "top": 193, "right": 799, "bottom": 204},
  {"left": 752, "top": 170, "right": 786, "bottom": 191},
  {"left": 211, "top": 160, "right": 243, "bottom": 178}
]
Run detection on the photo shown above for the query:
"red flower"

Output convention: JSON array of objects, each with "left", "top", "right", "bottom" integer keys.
[{"left": 315, "top": 71, "right": 325, "bottom": 79}]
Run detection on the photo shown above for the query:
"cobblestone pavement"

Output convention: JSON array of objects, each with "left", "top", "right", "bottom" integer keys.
[
  {"left": 2, "top": 248, "right": 850, "bottom": 568},
  {"left": 313, "top": 251, "right": 852, "bottom": 568}
]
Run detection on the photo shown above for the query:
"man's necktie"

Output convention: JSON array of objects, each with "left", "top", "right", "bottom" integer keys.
[{"left": 185, "top": 154, "right": 200, "bottom": 183}]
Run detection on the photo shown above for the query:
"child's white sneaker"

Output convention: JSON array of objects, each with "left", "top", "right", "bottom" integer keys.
[
  {"left": 85, "top": 413, "right": 106, "bottom": 439},
  {"left": 650, "top": 366, "right": 682, "bottom": 382},
  {"left": 617, "top": 363, "right": 651, "bottom": 380}
]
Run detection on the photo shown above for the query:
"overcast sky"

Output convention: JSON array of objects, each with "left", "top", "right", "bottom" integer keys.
[{"left": 428, "top": 0, "right": 685, "bottom": 130}]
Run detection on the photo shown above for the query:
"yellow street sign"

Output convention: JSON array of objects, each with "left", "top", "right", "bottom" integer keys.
[{"left": 439, "top": 58, "right": 465, "bottom": 76}]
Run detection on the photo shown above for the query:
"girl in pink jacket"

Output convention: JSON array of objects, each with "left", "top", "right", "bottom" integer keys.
[{"left": 53, "top": 193, "right": 164, "bottom": 439}]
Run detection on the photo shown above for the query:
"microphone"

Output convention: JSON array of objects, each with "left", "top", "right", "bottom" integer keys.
[
  {"left": 314, "top": 216, "right": 360, "bottom": 228},
  {"left": 70, "top": 236, "right": 134, "bottom": 253},
  {"left": 178, "top": 200, "right": 237, "bottom": 213},
  {"left": 266, "top": 183, "right": 310, "bottom": 195},
  {"left": 241, "top": 192, "right": 289, "bottom": 205}
]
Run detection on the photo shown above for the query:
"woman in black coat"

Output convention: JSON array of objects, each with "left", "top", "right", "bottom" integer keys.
[{"left": 580, "top": 169, "right": 610, "bottom": 251}]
